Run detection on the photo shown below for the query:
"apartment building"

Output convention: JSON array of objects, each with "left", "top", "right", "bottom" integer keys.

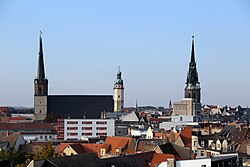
[{"left": 57, "top": 118, "right": 115, "bottom": 140}]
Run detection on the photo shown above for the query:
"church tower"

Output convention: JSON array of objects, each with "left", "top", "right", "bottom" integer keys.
[
  {"left": 34, "top": 32, "right": 48, "bottom": 121},
  {"left": 113, "top": 67, "right": 124, "bottom": 112},
  {"left": 184, "top": 36, "right": 201, "bottom": 103}
]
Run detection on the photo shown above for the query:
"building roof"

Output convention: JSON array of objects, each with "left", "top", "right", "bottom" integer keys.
[
  {"left": 40, "top": 153, "right": 100, "bottom": 167},
  {"left": 179, "top": 126, "right": 192, "bottom": 147},
  {"left": 100, "top": 151, "right": 155, "bottom": 167},
  {"left": 0, "top": 123, "right": 55, "bottom": 132},
  {"left": 121, "top": 111, "right": 139, "bottom": 122},
  {"left": 0, "top": 132, "right": 22, "bottom": 148},
  {"left": 104, "top": 136, "right": 134, "bottom": 154},
  {"left": 150, "top": 153, "right": 175, "bottom": 167},
  {"left": 158, "top": 143, "right": 181, "bottom": 159},
  {"left": 47, "top": 95, "right": 114, "bottom": 119}
]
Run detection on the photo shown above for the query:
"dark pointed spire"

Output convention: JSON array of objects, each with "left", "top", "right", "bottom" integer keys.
[
  {"left": 37, "top": 31, "right": 45, "bottom": 80},
  {"left": 186, "top": 36, "right": 199, "bottom": 85},
  {"left": 191, "top": 36, "right": 195, "bottom": 63},
  {"left": 136, "top": 98, "right": 138, "bottom": 111}
]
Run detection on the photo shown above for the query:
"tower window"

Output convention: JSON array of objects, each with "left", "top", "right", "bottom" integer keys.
[
  {"left": 118, "top": 95, "right": 120, "bottom": 98},
  {"left": 39, "top": 110, "right": 41, "bottom": 113},
  {"left": 39, "top": 87, "right": 42, "bottom": 94}
]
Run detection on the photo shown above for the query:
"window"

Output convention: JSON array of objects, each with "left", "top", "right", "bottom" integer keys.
[
  {"left": 96, "top": 133, "right": 107, "bottom": 136},
  {"left": 194, "top": 141, "right": 197, "bottom": 147},
  {"left": 49, "top": 136, "right": 52, "bottom": 139},
  {"left": 201, "top": 165, "right": 206, "bottom": 167},
  {"left": 96, "top": 121, "right": 107, "bottom": 124},
  {"left": 82, "top": 127, "right": 92, "bottom": 130},
  {"left": 201, "top": 141, "right": 205, "bottom": 147},
  {"left": 67, "top": 127, "right": 78, "bottom": 130},
  {"left": 96, "top": 127, "right": 107, "bottom": 130},
  {"left": 40, "top": 136, "right": 43, "bottom": 139},
  {"left": 82, "top": 133, "right": 92, "bottom": 136},
  {"left": 201, "top": 151, "right": 204, "bottom": 156},
  {"left": 45, "top": 135, "right": 48, "bottom": 141},
  {"left": 82, "top": 121, "right": 92, "bottom": 124},
  {"left": 67, "top": 121, "right": 78, "bottom": 124},
  {"left": 67, "top": 133, "right": 78, "bottom": 136},
  {"left": 39, "top": 110, "right": 41, "bottom": 113},
  {"left": 180, "top": 117, "right": 183, "bottom": 121}
]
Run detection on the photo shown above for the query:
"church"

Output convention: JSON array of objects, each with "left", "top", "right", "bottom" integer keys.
[
  {"left": 34, "top": 33, "right": 124, "bottom": 121},
  {"left": 172, "top": 36, "right": 202, "bottom": 119}
]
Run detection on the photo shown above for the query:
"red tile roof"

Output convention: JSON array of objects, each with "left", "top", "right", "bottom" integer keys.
[
  {"left": 104, "top": 136, "right": 134, "bottom": 154},
  {"left": 180, "top": 126, "right": 192, "bottom": 147},
  {"left": 150, "top": 153, "right": 175, "bottom": 167}
]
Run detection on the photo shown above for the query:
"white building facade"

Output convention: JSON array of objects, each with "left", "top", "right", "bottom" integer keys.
[{"left": 64, "top": 119, "right": 115, "bottom": 140}]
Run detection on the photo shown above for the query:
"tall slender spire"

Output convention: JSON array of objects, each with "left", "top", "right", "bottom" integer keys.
[
  {"left": 37, "top": 31, "right": 45, "bottom": 80},
  {"left": 191, "top": 36, "right": 195, "bottom": 63},
  {"left": 136, "top": 98, "right": 138, "bottom": 111},
  {"left": 184, "top": 36, "right": 201, "bottom": 104},
  {"left": 186, "top": 36, "right": 199, "bottom": 85}
]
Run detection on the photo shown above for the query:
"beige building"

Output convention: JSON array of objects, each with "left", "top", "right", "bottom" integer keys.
[
  {"left": 172, "top": 98, "right": 200, "bottom": 116},
  {"left": 113, "top": 67, "right": 124, "bottom": 112}
]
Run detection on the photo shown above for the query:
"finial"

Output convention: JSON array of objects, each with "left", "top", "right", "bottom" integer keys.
[
  {"left": 40, "top": 31, "right": 42, "bottom": 37},
  {"left": 118, "top": 65, "right": 121, "bottom": 72},
  {"left": 192, "top": 35, "right": 194, "bottom": 39}
]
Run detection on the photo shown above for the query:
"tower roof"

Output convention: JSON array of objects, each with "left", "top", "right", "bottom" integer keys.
[
  {"left": 186, "top": 36, "right": 199, "bottom": 85},
  {"left": 37, "top": 31, "right": 46, "bottom": 80},
  {"left": 114, "top": 66, "right": 123, "bottom": 85}
]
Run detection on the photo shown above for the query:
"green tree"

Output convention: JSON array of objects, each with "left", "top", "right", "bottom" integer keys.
[
  {"left": 34, "top": 141, "right": 54, "bottom": 160},
  {"left": 0, "top": 147, "right": 27, "bottom": 166}
]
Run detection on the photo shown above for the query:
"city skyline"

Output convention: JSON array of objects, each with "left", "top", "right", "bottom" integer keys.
[{"left": 0, "top": 1, "right": 250, "bottom": 107}]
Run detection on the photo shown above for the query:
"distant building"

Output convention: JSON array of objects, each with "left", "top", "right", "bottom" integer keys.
[
  {"left": 113, "top": 66, "right": 124, "bottom": 112},
  {"left": 57, "top": 118, "right": 115, "bottom": 140},
  {"left": 33, "top": 33, "right": 114, "bottom": 121},
  {"left": 0, "top": 123, "right": 56, "bottom": 142},
  {"left": 172, "top": 36, "right": 201, "bottom": 119}
]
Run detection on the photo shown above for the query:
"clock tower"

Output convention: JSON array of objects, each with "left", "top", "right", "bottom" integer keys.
[{"left": 113, "top": 67, "right": 124, "bottom": 112}]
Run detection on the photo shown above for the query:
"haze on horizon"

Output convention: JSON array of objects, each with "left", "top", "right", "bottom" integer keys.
[{"left": 0, "top": 1, "right": 250, "bottom": 108}]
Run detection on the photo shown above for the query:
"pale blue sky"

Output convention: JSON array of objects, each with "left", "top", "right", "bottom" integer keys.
[{"left": 0, "top": 1, "right": 250, "bottom": 107}]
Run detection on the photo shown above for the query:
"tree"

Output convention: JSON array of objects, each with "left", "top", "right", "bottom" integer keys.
[
  {"left": 33, "top": 141, "right": 54, "bottom": 160},
  {"left": 0, "top": 147, "right": 27, "bottom": 166}
]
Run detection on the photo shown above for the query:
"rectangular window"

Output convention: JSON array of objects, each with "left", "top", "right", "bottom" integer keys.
[
  {"left": 82, "top": 121, "right": 92, "bottom": 124},
  {"left": 67, "top": 127, "right": 78, "bottom": 130},
  {"left": 96, "top": 121, "right": 107, "bottom": 124},
  {"left": 194, "top": 141, "right": 197, "bottom": 147},
  {"left": 82, "top": 133, "right": 92, "bottom": 136},
  {"left": 96, "top": 133, "right": 107, "bottom": 136},
  {"left": 67, "top": 121, "right": 78, "bottom": 124},
  {"left": 40, "top": 136, "right": 43, "bottom": 139},
  {"left": 82, "top": 127, "right": 92, "bottom": 130},
  {"left": 96, "top": 127, "right": 107, "bottom": 130},
  {"left": 67, "top": 133, "right": 78, "bottom": 136}
]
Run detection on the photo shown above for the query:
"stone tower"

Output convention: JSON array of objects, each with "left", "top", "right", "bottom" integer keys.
[
  {"left": 34, "top": 32, "right": 48, "bottom": 121},
  {"left": 113, "top": 67, "right": 124, "bottom": 112},
  {"left": 184, "top": 36, "right": 201, "bottom": 103}
]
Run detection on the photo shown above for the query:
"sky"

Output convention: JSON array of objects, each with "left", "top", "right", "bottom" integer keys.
[{"left": 0, "top": 0, "right": 250, "bottom": 108}]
